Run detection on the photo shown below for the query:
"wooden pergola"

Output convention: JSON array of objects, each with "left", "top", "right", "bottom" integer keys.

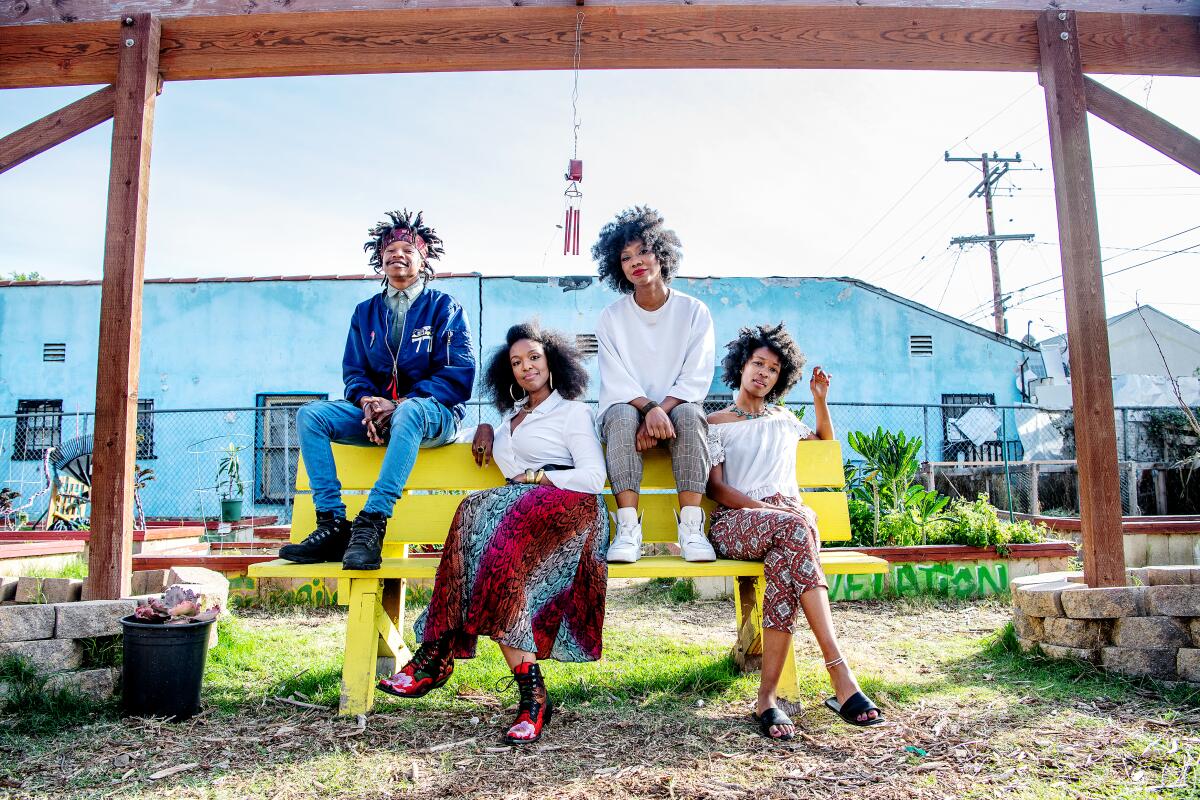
[{"left": 2, "top": 1, "right": 1198, "bottom": 600}]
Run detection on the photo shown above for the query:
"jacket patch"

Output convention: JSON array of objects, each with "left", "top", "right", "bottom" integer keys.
[{"left": 410, "top": 325, "right": 433, "bottom": 353}]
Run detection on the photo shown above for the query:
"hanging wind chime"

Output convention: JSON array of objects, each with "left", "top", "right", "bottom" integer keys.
[{"left": 563, "top": 11, "right": 585, "bottom": 256}]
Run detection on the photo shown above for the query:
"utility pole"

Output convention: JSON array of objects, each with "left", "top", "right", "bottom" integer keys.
[{"left": 945, "top": 151, "right": 1034, "bottom": 335}]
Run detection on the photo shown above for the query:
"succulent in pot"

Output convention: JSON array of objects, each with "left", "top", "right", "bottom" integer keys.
[{"left": 133, "top": 585, "right": 222, "bottom": 625}]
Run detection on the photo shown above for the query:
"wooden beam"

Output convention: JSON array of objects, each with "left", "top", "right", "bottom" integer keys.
[
  {"left": 0, "top": 85, "right": 113, "bottom": 174},
  {"left": 1084, "top": 76, "right": 1200, "bottom": 176},
  {"left": 1, "top": 7, "right": 1197, "bottom": 90},
  {"left": 85, "top": 13, "right": 160, "bottom": 601},
  {"left": 6, "top": 1, "right": 1199, "bottom": 27},
  {"left": 1037, "top": 10, "right": 1125, "bottom": 589}
]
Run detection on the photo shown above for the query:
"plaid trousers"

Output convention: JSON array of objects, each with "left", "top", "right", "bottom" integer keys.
[{"left": 600, "top": 402, "right": 710, "bottom": 495}]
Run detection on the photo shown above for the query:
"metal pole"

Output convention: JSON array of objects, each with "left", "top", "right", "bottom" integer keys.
[{"left": 1001, "top": 408, "right": 1014, "bottom": 521}]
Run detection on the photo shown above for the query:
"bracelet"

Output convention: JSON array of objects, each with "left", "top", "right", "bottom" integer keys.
[
  {"left": 524, "top": 468, "right": 536, "bottom": 483},
  {"left": 534, "top": 469, "right": 546, "bottom": 484},
  {"left": 639, "top": 400, "right": 660, "bottom": 419}
]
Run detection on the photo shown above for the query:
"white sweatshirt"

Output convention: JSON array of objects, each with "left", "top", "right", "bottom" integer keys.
[{"left": 596, "top": 290, "right": 716, "bottom": 419}]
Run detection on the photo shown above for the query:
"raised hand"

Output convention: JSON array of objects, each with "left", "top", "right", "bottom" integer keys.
[{"left": 810, "top": 366, "right": 832, "bottom": 402}]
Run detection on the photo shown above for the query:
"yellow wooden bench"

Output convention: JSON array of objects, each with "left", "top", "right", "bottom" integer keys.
[{"left": 249, "top": 440, "right": 887, "bottom": 715}]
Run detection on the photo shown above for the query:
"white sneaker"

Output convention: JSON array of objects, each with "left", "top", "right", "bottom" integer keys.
[
  {"left": 676, "top": 510, "right": 716, "bottom": 562},
  {"left": 607, "top": 513, "right": 643, "bottom": 563}
]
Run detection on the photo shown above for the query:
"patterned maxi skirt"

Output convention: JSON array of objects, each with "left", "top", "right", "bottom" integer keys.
[
  {"left": 413, "top": 483, "right": 610, "bottom": 662},
  {"left": 708, "top": 492, "right": 827, "bottom": 633}
]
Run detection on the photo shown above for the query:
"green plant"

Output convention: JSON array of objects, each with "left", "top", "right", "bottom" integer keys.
[
  {"left": 846, "top": 427, "right": 922, "bottom": 512},
  {"left": 216, "top": 442, "right": 245, "bottom": 500},
  {"left": 906, "top": 486, "right": 952, "bottom": 545}
]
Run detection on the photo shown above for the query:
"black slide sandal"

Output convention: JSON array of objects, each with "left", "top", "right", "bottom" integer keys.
[
  {"left": 751, "top": 706, "right": 795, "bottom": 741},
  {"left": 824, "top": 691, "right": 885, "bottom": 727}
]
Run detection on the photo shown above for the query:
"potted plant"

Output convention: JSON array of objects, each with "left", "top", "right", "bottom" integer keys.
[
  {"left": 216, "top": 442, "right": 245, "bottom": 523},
  {"left": 120, "top": 585, "right": 222, "bottom": 721}
]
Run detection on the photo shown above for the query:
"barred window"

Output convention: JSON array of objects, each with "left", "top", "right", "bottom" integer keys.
[
  {"left": 13, "top": 400, "right": 63, "bottom": 461},
  {"left": 256, "top": 394, "right": 326, "bottom": 503},
  {"left": 136, "top": 399, "right": 156, "bottom": 459}
]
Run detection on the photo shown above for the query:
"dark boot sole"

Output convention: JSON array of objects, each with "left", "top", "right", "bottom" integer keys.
[
  {"left": 341, "top": 560, "right": 382, "bottom": 571},
  {"left": 278, "top": 551, "right": 337, "bottom": 565}
]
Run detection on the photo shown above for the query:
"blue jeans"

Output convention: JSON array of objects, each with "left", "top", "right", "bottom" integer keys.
[{"left": 296, "top": 397, "right": 458, "bottom": 518}]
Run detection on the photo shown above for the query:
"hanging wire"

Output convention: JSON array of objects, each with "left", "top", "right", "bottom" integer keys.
[{"left": 571, "top": 11, "right": 584, "bottom": 160}]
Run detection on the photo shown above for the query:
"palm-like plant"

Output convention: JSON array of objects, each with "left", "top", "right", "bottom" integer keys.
[{"left": 216, "top": 443, "right": 244, "bottom": 500}]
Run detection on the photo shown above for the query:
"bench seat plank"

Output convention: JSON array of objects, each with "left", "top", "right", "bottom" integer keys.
[{"left": 248, "top": 551, "right": 887, "bottom": 581}]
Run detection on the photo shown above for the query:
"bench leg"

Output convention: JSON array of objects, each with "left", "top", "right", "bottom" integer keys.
[
  {"left": 732, "top": 575, "right": 802, "bottom": 702},
  {"left": 732, "top": 576, "right": 764, "bottom": 671},
  {"left": 340, "top": 577, "right": 382, "bottom": 717},
  {"left": 377, "top": 578, "right": 411, "bottom": 677}
]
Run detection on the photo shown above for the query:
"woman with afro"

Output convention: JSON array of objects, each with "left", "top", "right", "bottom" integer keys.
[
  {"left": 706, "top": 323, "right": 884, "bottom": 740},
  {"left": 591, "top": 206, "right": 717, "bottom": 564},
  {"left": 377, "top": 323, "right": 609, "bottom": 747}
]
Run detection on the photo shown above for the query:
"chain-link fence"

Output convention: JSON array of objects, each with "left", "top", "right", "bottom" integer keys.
[{"left": 1, "top": 400, "right": 1197, "bottom": 529}]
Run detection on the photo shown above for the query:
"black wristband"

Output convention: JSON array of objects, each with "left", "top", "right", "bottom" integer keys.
[{"left": 639, "top": 400, "right": 660, "bottom": 419}]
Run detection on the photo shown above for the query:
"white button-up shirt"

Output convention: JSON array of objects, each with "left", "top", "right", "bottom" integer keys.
[{"left": 492, "top": 391, "right": 606, "bottom": 494}]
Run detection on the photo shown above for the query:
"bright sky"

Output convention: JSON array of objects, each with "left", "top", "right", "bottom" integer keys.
[{"left": 1, "top": 68, "right": 1197, "bottom": 342}]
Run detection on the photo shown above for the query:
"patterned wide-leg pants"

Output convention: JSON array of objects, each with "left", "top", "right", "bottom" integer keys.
[{"left": 708, "top": 493, "right": 827, "bottom": 633}]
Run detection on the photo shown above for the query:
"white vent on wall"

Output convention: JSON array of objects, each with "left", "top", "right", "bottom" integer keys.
[
  {"left": 909, "top": 335, "right": 933, "bottom": 357},
  {"left": 43, "top": 343, "right": 66, "bottom": 363},
  {"left": 576, "top": 334, "right": 599, "bottom": 358}
]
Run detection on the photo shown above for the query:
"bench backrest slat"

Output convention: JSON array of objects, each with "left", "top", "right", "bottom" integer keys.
[{"left": 289, "top": 441, "right": 851, "bottom": 546}]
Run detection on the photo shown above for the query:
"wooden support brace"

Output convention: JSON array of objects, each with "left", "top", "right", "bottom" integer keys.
[
  {"left": 0, "top": 85, "right": 114, "bottom": 175},
  {"left": 1084, "top": 76, "right": 1200, "bottom": 176},
  {"left": 340, "top": 577, "right": 382, "bottom": 716},
  {"left": 732, "top": 576, "right": 765, "bottom": 672},
  {"left": 1037, "top": 10, "right": 1126, "bottom": 588},
  {"left": 85, "top": 14, "right": 160, "bottom": 600},
  {"left": 376, "top": 578, "right": 410, "bottom": 677}
]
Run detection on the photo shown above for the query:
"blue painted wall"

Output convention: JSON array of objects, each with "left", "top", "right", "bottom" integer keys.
[{"left": 0, "top": 275, "right": 1035, "bottom": 520}]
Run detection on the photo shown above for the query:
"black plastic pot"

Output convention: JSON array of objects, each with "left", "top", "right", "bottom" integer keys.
[{"left": 120, "top": 615, "right": 215, "bottom": 721}]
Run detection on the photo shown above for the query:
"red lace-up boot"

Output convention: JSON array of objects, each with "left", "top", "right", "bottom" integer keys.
[
  {"left": 503, "top": 661, "right": 552, "bottom": 745},
  {"left": 377, "top": 638, "right": 454, "bottom": 698}
]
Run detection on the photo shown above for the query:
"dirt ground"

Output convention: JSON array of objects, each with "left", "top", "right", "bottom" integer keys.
[{"left": 4, "top": 588, "right": 1198, "bottom": 800}]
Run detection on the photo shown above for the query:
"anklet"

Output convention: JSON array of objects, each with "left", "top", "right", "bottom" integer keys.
[{"left": 824, "top": 656, "right": 845, "bottom": 669}]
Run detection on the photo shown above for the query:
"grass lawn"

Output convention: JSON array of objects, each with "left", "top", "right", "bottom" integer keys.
[{"left": 2, "top": 585, "right": 1198, "bottom": 799}]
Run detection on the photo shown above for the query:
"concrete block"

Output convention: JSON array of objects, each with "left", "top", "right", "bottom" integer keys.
[
  {"left": 1016, "top": 637, "right": 1038, "bottom": 654},
  {"left": 167, "top": 567, "right": 229, "bottom": 609},
  {"left": 1060, "top": 586, "right": 1143, "bottom": 619},
  {"left": 1146, "top": 535, "right": 1171, "bottom": 567},
  {"left": 1125, "top": 567, "right": 1150, "bottom": 587},
  {"left": 1040, "top": 643, "right": 1097, "bottom": 663},
  {"left": 0, "top": 577, "right": 16, "bottom": 602},
  {"left": 1191, "top": 618, "right": 1200, "bottom": 647},
  {"left": 1168, "top": 536, "right": 1197, "bottom": 568},
  {"left": 1014, "top": 582, "right": 1071, "bottom": 617},
  {"left": 1146, "top": 585, "right": 1200, "bottom": 617},
  {"left": 1044, "top": 617, "right": 1102, "bottom": 648},
  {"left": 0, "top": 638, "right": 82, "bottom": 671},
  {"left": 1010, "top": 571, "right": 1079, "bottom": 591},
  {"left": 1178, "top": 649, "right": 1200, "bottom": 683},
  {"left": 1101, "top": 647, "right": 1177, "bottom": 680},
  {"left": 43, "top": 668, "right": 118, "bottom": 702},
  {"left": 1147, "top": 566, "right": 1195, "bottom": 586},
  {"left": 0, "top": 604, "right": 55, "bottom": 642},
  {"left": 1012, "top": 608, "right": 1044, "bottom": 641},
  {"left": 130, "top": 570, "right": 170, "bottom": 596},
  {"left": 1112, "top": 616, "right": 1189, "bottom": 649},
  {"left": 1123, "top": 535, "right": 1149, "bottom": 569},
  {"left": 54, "top": 599, "right": 136, "bottom": 639},
  {"left": 693, "top": 576, "right": 732, "bottom": 600},
  {"left": 15, "top": 577, "right": 83, "bottom": 604}
]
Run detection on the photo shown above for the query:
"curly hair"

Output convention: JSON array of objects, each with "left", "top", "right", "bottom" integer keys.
[
  {"left": 721, "top": 322, "right": 807, "bottom": 403},
  {"left": 590, "top": 206, "right": 682, "bottom": 294},
  {"left": 364, "top": 209, "right": 445, "bottom": 285},
  {"left": 483, "top": 322, "right": 590, "bottom": 414}
]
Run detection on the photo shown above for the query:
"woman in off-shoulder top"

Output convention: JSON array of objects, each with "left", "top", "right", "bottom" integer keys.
[
  {"left": 706, "top": 323, "right": 884, "bottom": 740},
  {"left": 377, "top": 322, "right": 608, "bottom": 747}
]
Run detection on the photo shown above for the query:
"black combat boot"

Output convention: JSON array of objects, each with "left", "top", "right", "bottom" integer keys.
[
  {"left": 341, "top": 510, "right": 387, "bottom": 570},
  {"left": 278, "top": 510, "right": 350, "bottom": 564}
]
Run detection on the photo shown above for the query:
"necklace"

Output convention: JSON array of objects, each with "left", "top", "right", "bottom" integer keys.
[{"left": 729, "top": 404, "right": 770, "bottom": 420}]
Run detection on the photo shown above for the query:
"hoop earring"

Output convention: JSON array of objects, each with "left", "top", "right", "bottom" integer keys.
[
  {"left": 549, "top": 373, "right": 554, "bottom": 392},
  {"left": 510, "top": 384, "right": 527, "bottom": 402}
]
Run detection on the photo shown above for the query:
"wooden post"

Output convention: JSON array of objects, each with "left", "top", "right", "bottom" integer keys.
[
  {"left": 1154, "top": 468, "right": 1169, "bottom": 516},
  {"left": 0, "top": 86, "right": 115, "bottom": 175},
  {"left": 1037, "top": 10, "right": 1126, "bottom": 588},
  {"left": 1083, "top": 76, "right": 1200, "bottom": 176},
  {"left": 1029, "top": 462, "right": 1040, "bottom": 515},
  {"left": 1126, "top": 462, "right": 1140, "bottom": 516},
  {"left": 85, "top": 14, "right": 160, "bottom": 601}
]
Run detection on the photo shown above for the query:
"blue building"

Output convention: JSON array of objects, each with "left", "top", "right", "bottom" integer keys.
[{"left": 0, "top": 274, "right": 1037, "bottom": 521}]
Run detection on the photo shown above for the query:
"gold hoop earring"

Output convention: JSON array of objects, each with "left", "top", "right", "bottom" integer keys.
[
  {"left": 549, "top": 373, "right": 554, "bottom": 392},
  {"left": 510, "top": 384, "right": 527, "bottom": 402}
]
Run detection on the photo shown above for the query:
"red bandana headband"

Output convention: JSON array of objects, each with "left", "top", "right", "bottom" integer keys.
[{"left": 381, "top": 228, "right": 428, "bottom": 257}]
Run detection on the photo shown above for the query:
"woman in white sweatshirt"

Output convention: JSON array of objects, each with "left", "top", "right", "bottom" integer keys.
[{"left": 590, "top": 206, "right": 717, "bottom": 563}]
